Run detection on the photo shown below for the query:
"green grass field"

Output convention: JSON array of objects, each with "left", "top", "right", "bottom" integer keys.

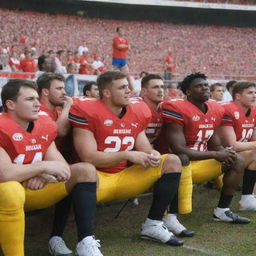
[{"left": 2, "top": 184, "right": 256, "bottom": 256}]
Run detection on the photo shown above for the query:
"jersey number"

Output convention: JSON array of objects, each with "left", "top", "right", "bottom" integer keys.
[
  {"left": 191, "top": 130, "right": 214, "bottom": 151},
  {"left": 14, "top": 152, "right": 43, "bottom": 164},
  {"left": 239, "top": 128, "right": 254, "bottom": 142},
  {"left": 104, "top": 136, "right": 135, "bottom": 152}
]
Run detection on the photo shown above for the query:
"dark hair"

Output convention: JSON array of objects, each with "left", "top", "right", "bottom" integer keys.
[
  {"left": 96, "top": 71, "right": 126, "bottom": 99},
  {"left": 83, "top": 81, "right": 97, "bottom": 96},
  {"left": 37, "top": 55, "right": 48, "bottom": 71},
  {"left": 116, "top": 27, "right": 122, "bottom": 32},
  {"left": 180, "top": 72, "right": 207, "bottom": 94},
  {"left": 226, "top": 80, "right": 237, "bottom": 91},
  {"left": 232, "top": 81, "right": 256, "bottom": 99},
  {"left": 37, "top": 72, "right": 65, "bottom": 95},
  {"left": 210, "top": 83, "right": 223, "bottom": 92},
  {"left": 1, "top": 79, "right": 37, "bottom": 112},
  {"left": 141, "top": 74, "right": 163, "bottom": 88}
]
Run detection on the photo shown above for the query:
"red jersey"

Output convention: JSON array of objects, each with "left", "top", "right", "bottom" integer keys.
[
  {"left": 221, "top": 102, "right": 256, "bottom": 142},
  {"left": 165, "top": 55, "right": 176, "bottom": 72},
  {"left": 20, "top": 58, "right": 37, "bottom": 72},
  {"left": 162, "top": 99, "right": 224, "bottom": 152},
  {"left": 0, "top": 113, "right": 57, "bottom": 164},
  {"left": 40, "top": 102, "right": 61, "bottom": 122},
  {"left": 112, "top": 36, "right": 129, "bottom": 59},
  {"left": 69, "top": 98, "right": 151, "bottom": 173}
]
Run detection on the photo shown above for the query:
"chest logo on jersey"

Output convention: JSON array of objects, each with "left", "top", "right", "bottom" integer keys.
[
  {"left": 31, "top": 139, "right": 36, "bottom": 144},
  {"left": 192, "top": 115, "right": 200, "bottom": 121},
  {"left": 131, "top": 123, "right": 138, "bottom": 128},
  {"left": 234, "top": 112, "right": 239, "bottom": 120},
  {"left": 41, "top": 135, "right": 49, "bottom": 141},
  {"left": 12, "top": 133, "right": 23, "bottom": 141},
  {"left": 104, "top": 119, "right": 113, "bottom": 126}
]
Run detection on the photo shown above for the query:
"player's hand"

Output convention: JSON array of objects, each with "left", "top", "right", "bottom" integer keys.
[
  {"left": 40, "top": 173, "right": 59, "bottom": 183},
  {"left": 63, "top": 96, "right": 73, "bottom": 109},
  {"left": 147, "top": 150, "right": 161, "bottom": 168},
  {"left": 22, "top": 176, "right": 47, "bottom": 190},
  {"left": 126, "top": 151, "right": 152, "bottom": 169},
  {"left": 40, "top": 161, "right": 71, "bottom": 182}
]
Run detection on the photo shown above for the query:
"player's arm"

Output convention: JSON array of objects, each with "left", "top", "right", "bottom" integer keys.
[
  {"left": 55, "top": 97, "right": 73, "bottom": 137},
  {"left": 218, "top": 126, "right": 256, "bottom": 152},
  {"left": 164, "top": 123, "right": 233, "bottom": 164},
  {"left": 73, "top": 127, "right": 152, "bottom": 168}
]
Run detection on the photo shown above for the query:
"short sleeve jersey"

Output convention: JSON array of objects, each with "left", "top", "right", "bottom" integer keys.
[
  {"left": 0, "top": 113, "right": 57, "bottom": 164},
  {"left": 221, "top": 102, "right": 256, "bottom": 142},
  {"left": 112, "top": 37, "right": 129, "bottom": 59},
  {"left": 161, "top": 99, "right": 224, "bottom": 151},
  {"left": 69, "top": 98, "right": 151, "bottom": 173}
]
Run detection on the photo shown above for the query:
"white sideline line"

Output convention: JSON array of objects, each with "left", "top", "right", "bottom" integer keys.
[{"left": 183, "top": 245, "right": 230, "bottom": 256}]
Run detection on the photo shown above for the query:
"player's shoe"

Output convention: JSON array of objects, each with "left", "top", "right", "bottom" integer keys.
[
  {"left": 48, "top": 236, "right": 73, "bottom": 256},
  {"left": 213, "top": 208, "right": 250, "bottom": 224},
  {"left": 163, "top": 214, "right": 194, "bottom": 237},
  {"left": 140, "top": 218, "right": 184, "bottom": 246},
  {"left": 75, "top": 236, "right": 103, "bottom": 256},
  {"left": 239, "top": 195, "right": 256, "bottom": 211}
]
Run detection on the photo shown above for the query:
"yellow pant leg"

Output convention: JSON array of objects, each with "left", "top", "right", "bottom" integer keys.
[
  {"left": 178, "top": 165, "right": 193, "bottom": 214},
  {"left": 177, "top": 160, "right": 222, "bottom": 215},
  {"left": 97, "top": 154, "right": 167, "bottom": 203},
  {"left": 0, "top": 181, "right": 25, "bottom": 256},
  {"left": 24, "top": 182, "right": 68, "bottom": 211}
]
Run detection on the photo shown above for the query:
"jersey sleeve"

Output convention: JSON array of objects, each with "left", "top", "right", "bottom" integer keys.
[
  {"left": 161, "top": 101, "right": 185, "bottom": 126},
  {"left": 69, "top": 101, "right": 95, "bottom": 132},
  {"left": 221, "top": 104, "right": 234, "bottom": 127}
]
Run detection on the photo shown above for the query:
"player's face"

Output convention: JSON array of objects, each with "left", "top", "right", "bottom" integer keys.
[
  {"left": 211, "top": 86, "right": 224, "bottom": 101},
  {"left": 237, "top": 87, "right": 256, "bottom": 108},
  {"left": 48, "top": 80, "right": 67, "bottom": 107},
  {"left": 109, "top": 78, "right": 130, "bottom": 107},
  {"left": 11, "top": 87, "right": 40, "bottom": 123},
  {"left": 89, "top": 85, "right": 99, "bottom": 98},
  {"left": 187, "top": 78, "right": 210, "bottom": 103},
  {"left": 142, "top": 79, "right": 164, "bottom": 104}
]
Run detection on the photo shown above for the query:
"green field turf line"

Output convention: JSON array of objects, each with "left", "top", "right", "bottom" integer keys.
[{"left": 183, "top": 245, "right": 230, "bottom": 256}]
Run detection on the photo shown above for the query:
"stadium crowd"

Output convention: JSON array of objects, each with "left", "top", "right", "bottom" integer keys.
[{"left": 0, "top": 8, "right": 256, "bottom": 80}]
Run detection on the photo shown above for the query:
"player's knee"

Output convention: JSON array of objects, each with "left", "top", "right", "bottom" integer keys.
[
  {"left": 163, "top": 154, "right": 182, "bottom": 174},
  {"left": 0, "top": 181, "right": 25, "bottom": 211},
  {"left": 234, "top": 154, "right": 245, "bottom": 173},
  {"left": 70, "top": 162, "right": 97, "bottom": 182}
]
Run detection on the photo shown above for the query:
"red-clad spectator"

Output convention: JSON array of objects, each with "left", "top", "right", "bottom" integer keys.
[
  {"left": 92, "top": 56, "right": 106, "bottom": 75},
  {"left": 164, "top": 48, "right": 176, "bottom": 82},
  {"left": 20, "top": 50, "right": 37, "bottom": 72},
  {"left": 8, "top": 51, "right": 21, "bottom": 72}
]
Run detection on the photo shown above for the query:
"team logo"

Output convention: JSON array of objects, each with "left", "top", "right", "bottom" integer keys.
[
  {"left": 211, "top": 117, "right": 216, "bottom": 122},
  {"left": 31, "top": 139, "right": 36, "bottom": 144},
  {"left": 41, "top": 135, "right": 49, "bottom": 141},
  {"left": 192, "top": 115, "right": 200, "bottom": 121},
  {"left": 104, "top": 119, "right": 113, "bottom": 126},
  {"left": 131, "top": 123, "right": 138, "bottom": 128},
  {"left": 12, "top": 133, "right": 23, "bottom": 141},
  {"left": 120, "top": 123, "right": 125, "bottom": 128},
  {"left": 234, "top": 112, "right": 239, "bottom": 120}
]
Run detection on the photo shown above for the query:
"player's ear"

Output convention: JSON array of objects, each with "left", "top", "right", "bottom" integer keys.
[
  {"left": 102, "top": 88, "right": 111, "bottom": 98},
  {"left": 5, "top": 100, "right": 15, "bottom": 111},
  {"left": 41, "top": 88, "right": 50, "bottom": 97}
]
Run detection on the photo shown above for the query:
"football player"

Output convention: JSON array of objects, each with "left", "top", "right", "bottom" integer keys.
[
  {"left": 161, "top": 72, "right": 250, "bottom": 224},
  {"left": 140, "top": 73, "right": 194, "bottom": 237},
  {"left": 218, "top": 81, "right": 256, "bottom": 211},
  {"left": 69, "top": 71, "right": 184, "bottom": 251},
  {"left": 0, "top": 79, "right": 99, "bottom": 256}
]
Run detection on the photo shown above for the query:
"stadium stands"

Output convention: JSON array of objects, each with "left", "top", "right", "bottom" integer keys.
[{"left": 0, "top": 8, "right": 255, "bottom": 80}]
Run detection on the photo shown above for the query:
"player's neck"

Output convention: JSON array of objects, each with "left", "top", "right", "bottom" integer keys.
[
  {"left": 188, "top": 99, "right": 208, "bottom": 113},
  {"left": 143, "top": 97, "right": 159, "bottom": 111},
  {"left": 234, "top": 100, "right": 250, "bottom": 113},
  {"left": 9, "top": 113, "right": 31, "bottom": 130},
  {"left": 41, "top": 98, "right": 55, "bottom": 112},
  {"left": 103, "top": 99, "right": 125, "bottom": 117}
]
